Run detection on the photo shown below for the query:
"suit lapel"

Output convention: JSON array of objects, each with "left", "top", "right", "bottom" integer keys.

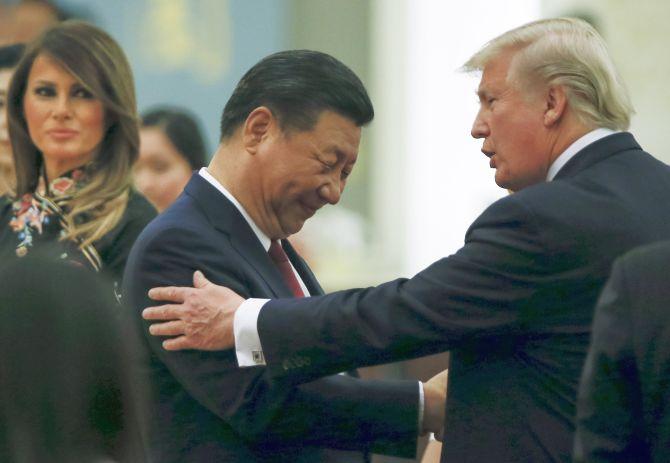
[
  {"left": 554, "top": 132, "right": 641, "bottom": 181},
  {"left": 184, "top": 174, "right": 295, "bottom": 298}
]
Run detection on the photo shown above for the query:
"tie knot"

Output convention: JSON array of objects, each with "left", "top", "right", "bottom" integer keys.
[{"left": 268, "top": 240, "right": 288, "bottom": 263}]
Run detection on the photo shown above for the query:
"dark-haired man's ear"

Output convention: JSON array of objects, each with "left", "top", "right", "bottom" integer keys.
[
  {"left": 242, "top": 106, "right": 274, "bottom": 154},
  {"left": 543, "top": 85, "right": 568, "bottom": 127}
]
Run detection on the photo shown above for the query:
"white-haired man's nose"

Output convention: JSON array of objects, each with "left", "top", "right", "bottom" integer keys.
[{"left": 470, "top": 111, "right": 489, "bottom": 139}]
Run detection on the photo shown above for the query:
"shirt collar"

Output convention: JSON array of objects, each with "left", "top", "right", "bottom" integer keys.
[
  {"left": 42, "top": 165, "right": 89, "bottom": 197},
  {"left": 198, "top": 167, "right": 271, "bottom": 251},
  {"left": 546, "top": 128, "right": 618, "bottom": 181}
]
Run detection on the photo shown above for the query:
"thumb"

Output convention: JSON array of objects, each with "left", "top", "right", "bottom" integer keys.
[{"left": 193, "top": 270, "right": 210, "bottom": 288}]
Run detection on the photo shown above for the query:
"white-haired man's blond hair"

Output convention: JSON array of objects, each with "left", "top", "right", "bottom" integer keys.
[{"left": 463, "top": 17, "right": 633, "bottom": 131}]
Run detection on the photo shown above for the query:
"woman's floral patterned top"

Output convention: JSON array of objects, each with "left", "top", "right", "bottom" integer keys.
[{"left": 5, "top": 167, "right": 100, "bottom": 269}]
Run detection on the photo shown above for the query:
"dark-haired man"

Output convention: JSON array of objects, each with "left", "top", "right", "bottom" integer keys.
[{"left": 124, "top": 50, "right": 445, "bottom": 462}]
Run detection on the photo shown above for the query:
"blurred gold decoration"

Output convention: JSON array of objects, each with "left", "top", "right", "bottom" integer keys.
[{"left": 141, "top": 0, "right": 232, "bottom": 84}]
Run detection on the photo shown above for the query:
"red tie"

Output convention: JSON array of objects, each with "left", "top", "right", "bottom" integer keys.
[{"left": 268, "top": 240, "right": 305, "bottom": 297}]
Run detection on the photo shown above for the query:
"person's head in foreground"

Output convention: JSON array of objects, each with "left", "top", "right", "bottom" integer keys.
[{"left": 0, "top": 255, "right": 147, "bottom": 462}]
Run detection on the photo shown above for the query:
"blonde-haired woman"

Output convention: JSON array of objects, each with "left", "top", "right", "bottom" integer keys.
[{"left": 0, "top": 20, "right": 155, "bottom": 293}]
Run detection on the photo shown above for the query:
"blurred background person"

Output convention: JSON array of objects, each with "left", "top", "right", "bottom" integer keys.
[
  {"left": 134, "top": 106, "right": 208, "bottom": 212},
  {"left": 574, "top": 240, "right": 670, "bottom": 462},
  {"left": 0, "top": 0, "right": 85, "bottom": 47},
  {"left": 0, "top": 20, "right": 155, "bottom": 294},
  {"left": 0, "top": 0, "right": 61, "bottom": 46},
  {"left": 0, "top": 255, "right": 148, "bottom": 462},
  {"left": 0, "top": 43, "right": 25, "bottom": 196}
]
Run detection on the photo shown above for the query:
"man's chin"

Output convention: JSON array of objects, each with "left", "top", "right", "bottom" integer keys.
[
  {"left": 281, "top": 219, "right": 306, "bottom": 237},
  {"left": 494, "top": 173, "right": 510, "bottom": 190}
]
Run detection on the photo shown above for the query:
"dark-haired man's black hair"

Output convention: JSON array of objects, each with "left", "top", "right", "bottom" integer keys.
[{"left": 219, "top": 49, "right": 373, "bottom": 141}]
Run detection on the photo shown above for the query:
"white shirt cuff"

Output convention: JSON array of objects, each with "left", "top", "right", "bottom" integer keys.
[
  {"left": 234, "top": 298, "right": 269, "bottom": 366},
  {"left": 418, "top": 381, "right": 425, "bottom": 433}
]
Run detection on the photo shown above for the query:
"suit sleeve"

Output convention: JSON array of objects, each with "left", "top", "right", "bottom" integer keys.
[
  {"left": 258, "top": 196, "right": 561, "bottom": 383},
  {"left": 573, "top": 257, "right": 647, "bottom": 461},
  {"left": 123, "top": 226, "right": 419, "bottom": 457}
]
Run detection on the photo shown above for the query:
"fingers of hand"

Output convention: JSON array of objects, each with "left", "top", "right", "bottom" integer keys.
[
  {"left": 163, "top": 336, "right": 192, "bottom": 351},
  {"left": 142, "top": 305, "right": 180, "bottom": 321},
  {"left": 193, "top": 270, "right": 209, "bottom": 288},
  {"left": 148, "top": 320, "right": 186, "bottom": 337},
  {"left": 148, "top": 285, "right": 187, "bottom": 302}
]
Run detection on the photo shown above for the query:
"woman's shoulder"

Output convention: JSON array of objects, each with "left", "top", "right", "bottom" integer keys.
[
  {"left": 100, "top": 190, "right": 156, "bottom": 246},
  {"left": 0, "top": 194, "right": 13, "bottom": 210},
  {"left": 93, "top": 190, "right": 156, "bottom": 281},
  {"left": 126, "top": 189, "right": 157, "bottom": 221},
  {"left": 121, "top": 189, "right": 158, "bottom": 229},
  {"left": 0, "top": 196, "right": 13, "bottom": 236},
  {"left": 0, "top": 194, "right": 20, "bottom": 227}
]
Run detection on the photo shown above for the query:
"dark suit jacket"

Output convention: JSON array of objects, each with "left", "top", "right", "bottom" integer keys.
[
  {"left": 122, "top": 174, "right": 419, "bottom": 462},
  {"left": 574, "top": 240, "right": 670, "bottom": 462},
  {"left": 255, "top": 132, "right": 670, "bottom": 462}
]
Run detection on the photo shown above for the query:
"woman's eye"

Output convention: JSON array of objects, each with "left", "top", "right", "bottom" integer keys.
[
  {"left": 72, "top": 87, "right": 94, "bottom": 99},
  {"left": 34, "top": 86, "right": 55, "bottom": 97}
]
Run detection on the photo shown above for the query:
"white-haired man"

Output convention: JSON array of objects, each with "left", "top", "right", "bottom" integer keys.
[{"left": 143, "top": 18, "right": 670, "bottom": 462}]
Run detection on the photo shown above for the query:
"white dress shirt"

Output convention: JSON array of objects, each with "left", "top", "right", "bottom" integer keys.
[
  {"left": 546, "top": 128, "right": 616, "bottom": 181},
  {"left": 198, "top": 167, "right": 310, "bottom": 365}
]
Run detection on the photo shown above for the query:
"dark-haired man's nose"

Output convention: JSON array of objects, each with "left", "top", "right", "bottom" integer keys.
[{"left": 318, "top": 176, "right": 342, "bottom": 205}]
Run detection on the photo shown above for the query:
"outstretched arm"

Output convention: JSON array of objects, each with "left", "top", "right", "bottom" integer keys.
[
  {"left": 129, "top": 228, "right": 424, "bottom": 456},
  {"left": 144, "top": 196, "right": 542, "bottom": 386},
  {"left": 144, "top": 271, "right": 448, "bottom": 436}
]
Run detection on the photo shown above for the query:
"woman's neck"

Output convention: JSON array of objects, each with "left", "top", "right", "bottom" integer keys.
[{"left": 44, "top": 158, "right": 91, "bottom": 183}]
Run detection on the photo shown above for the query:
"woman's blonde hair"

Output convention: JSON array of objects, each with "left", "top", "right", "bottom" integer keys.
[
  {"left": 462, "top": 17, "right": 633, "bottom": 131},
  {"left": 7, "top": 20, "right": 138, "bottom": 247}
]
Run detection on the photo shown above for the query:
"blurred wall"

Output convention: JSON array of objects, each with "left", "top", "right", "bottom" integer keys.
[
  {"left": 53, "top": 0, "right": 291, "bottom": 152},
  {"left": 542, "top": 0, "right": 670, "bottom": 163}
]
